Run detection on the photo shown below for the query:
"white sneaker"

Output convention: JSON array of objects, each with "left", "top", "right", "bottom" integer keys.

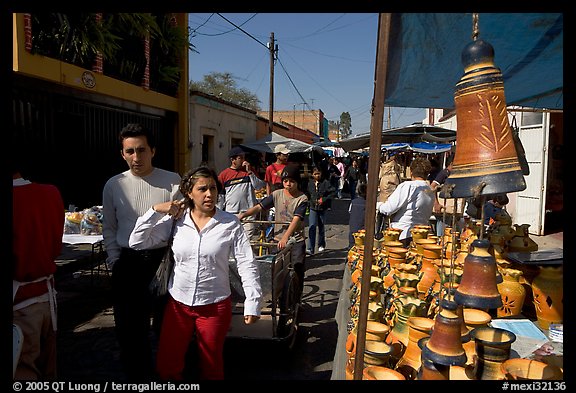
[
  {"left": 306, "top": 249, "right": 313, "bottom": 255},
  {"left": 318, "top": 246, "right": 325, "bottom": 252}
]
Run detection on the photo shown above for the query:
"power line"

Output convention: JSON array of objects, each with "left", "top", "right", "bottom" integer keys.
[{"left": 216, "top": 13, "right": 268, "bottom": 49}]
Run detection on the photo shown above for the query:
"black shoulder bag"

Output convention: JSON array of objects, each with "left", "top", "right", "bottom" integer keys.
[{"left": 149, "top": 219, "right": 177, "bottom": 297}]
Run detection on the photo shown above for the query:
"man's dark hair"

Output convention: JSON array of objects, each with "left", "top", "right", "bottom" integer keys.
[
  {"left": 119, "top": 123, "right": 156, "bottom": 150},
  {"left": 357, "top": 182, "right": 367, "bottom": 199}
]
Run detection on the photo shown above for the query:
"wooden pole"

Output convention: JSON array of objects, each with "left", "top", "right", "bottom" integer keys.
[
  {"left": 268, "top": 32, "right": 275, "bottom": 133},
  {"left": 353, "top": 13, "right": 392, "bottom": 379}
]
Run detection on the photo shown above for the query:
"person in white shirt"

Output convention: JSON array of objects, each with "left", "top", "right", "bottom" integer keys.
[
  {"left": 376, "top": 157, "right": 435, "bottom": 247},
  {"left": 102, "top": 123, "right": 181, "bottom": 380},
  {"left": 129, "top": 166, "right": 262, "bottom": 380}
]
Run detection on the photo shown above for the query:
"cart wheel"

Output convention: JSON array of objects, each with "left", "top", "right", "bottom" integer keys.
[{"left": 277, "top": 270, "right": 300, "bottom": 349}]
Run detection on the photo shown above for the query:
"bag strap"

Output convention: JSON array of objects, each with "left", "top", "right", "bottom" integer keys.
[{"left": 166, "top": 218, "right": 177, "bottom": 247}]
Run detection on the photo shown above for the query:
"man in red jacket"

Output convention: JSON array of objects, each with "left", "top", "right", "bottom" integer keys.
[{"left": 13, "top": 158, "right": 64, "bottom": 379}]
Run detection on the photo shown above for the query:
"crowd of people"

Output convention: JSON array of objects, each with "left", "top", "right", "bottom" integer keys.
[{"left": 13, "top": 123, "right": 512, "bottom": 381}]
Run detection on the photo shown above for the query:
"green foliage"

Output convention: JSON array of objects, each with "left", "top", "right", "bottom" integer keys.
[
  {"left": 339, "top": 112, "right": 352, "bottom": 139},
  {"left": 190, "top": 72, "right": 261, "bottom": 111},
  {"left": 29, "top": 13, "right": 193, "bottom": 97}
]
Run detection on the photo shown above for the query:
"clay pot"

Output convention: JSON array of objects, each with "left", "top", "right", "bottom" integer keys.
[
  {"left": 508, "top": 224, "right": 538, "bottom": 252},
  {"left": 470, "top": 327, "right": 516, "bottom": 380},
  {"left": 382, "top": 240, "right": 403, "bottom": 249},
  {"left": 531, "top": 266, "right": 563, "bottom": 330},
  {"left": 418, "top": 257, "right": 441, "bottom": 297},
  {"left": 497, "top": 268, "right": 526, "bottom": 318},
  {"left": 463, "top": 308, "right": 492, "bottom": 331},
  {"left": 366, "top": 320, "right": 390, "bottom": 341},
  {"left": 462, "top": 308, "right": 491, "bottom": 366},
  {"left": 414, "top": 238, "right": 437, "bottom": 255},
  {"left": 449, "top": 365, "right": 476, "bottom": 380},
  {"left": 353, "top": 231, "right": 365, "bottom": 247},
  {"left": 395, "top": 316, "right": 435, "bottom": 379},
  {"left": 387, "top": 246, "right": 409, "bottom": 259},
  {"left": 422, "top": 244, "right": 443, "bottom": 259},
  {"left": 411, "top": 227, "right": 430, "bottom": 241},
  {"left": 345, "top": 356, "right": 355, "bottom": 380},
  {"left": 363, "top": 365, "right": 406, "bottom": 380},
  {"left": 387, "top": 287, "right": 428, "bottom": 348},
  {"left": 364, "top": 340, "right": 394, "bottom": 366},
  {"left": 393, "top": 272, "right": 422, "bottom": 289},
  {"left": 500, "top": 358, "right": 563, "bottom": 380},
  {"left": 383, "top": 229, "right": 401, "bottom": 242}
]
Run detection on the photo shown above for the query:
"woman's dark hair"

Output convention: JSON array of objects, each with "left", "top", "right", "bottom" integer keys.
[
  {"left": 410, "top": 157, "right": 432, "bottom": 179},
  {"left": 119, "top": 123, "right": 156, "bottom": 150},
  {"left": 179, "top": 166, "right": 222, "bottom": 208}
]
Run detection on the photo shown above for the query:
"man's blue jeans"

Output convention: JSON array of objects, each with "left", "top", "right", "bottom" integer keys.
[{"left": 307, "top": 208, "right": 326, "bottom": 252}]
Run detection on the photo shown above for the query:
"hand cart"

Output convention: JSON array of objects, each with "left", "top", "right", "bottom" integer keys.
[{"left": 227, "top": 221, "right": 301, "bottom": 349}]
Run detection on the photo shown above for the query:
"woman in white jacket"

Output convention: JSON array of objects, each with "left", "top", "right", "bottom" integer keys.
[
  {"left": 376, "top": 157, "right": 435, "bottom": 247},
  {"left": 129, "top": 166, "right": 262, "bottom": 380}
]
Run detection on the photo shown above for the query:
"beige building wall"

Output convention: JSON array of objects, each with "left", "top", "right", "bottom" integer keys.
[
  {"left": 258, "top": 109, "right": 323, "bottom": 136},
  {"left": 189, "top": 92, "right": 258, "bottom": 172}
]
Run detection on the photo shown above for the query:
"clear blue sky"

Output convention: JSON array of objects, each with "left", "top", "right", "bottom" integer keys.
[{"left": 188, "top": 13, "right": 426, "bottom": 136}]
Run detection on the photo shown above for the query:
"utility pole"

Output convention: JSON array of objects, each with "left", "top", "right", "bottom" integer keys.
[{"left": 268, "top": 32, "right": 275, "bottom": 134}]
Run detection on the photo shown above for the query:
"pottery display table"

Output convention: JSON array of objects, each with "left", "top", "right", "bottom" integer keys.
[{"left": 331, "top": 264, "right": 352, "bottom": 380}]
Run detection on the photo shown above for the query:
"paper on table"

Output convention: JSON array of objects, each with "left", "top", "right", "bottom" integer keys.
[
  {"left": 490, "top": 319, "right": 548, "bottom": 341},
  {"left": 490, "top": 319, "right": 549, "bottom": 359}
]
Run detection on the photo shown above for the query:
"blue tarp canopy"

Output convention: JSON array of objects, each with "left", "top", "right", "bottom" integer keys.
[
  {"left": 339, "top": 124, "right": 456, "bottom": 152},
  {"left": 381, "top": 142, "right": 452, "bottom": 154},
  {"left": 385, "top": 13, "right": 563, "bottom": 110}
]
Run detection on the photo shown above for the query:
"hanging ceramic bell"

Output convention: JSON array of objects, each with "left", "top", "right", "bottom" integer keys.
[
  {"left": 455, "top": 239, "right": 503, "bottom": 309},
  {"left": 420, "top": 300, "right": 467, "bottom": 366},
  {"left": 440, "top": 39, "right": 526, "bottom": 199}
]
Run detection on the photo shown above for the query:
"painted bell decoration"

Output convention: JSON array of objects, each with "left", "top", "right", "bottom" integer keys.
[{"left": 441, "top": 39, "right": 526, "bottom": 198}]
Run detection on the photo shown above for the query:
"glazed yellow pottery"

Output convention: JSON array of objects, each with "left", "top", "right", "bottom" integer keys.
[
  {"left": 531, "top": 265, "right": 563, "bottom": 330},
  {"left": 497, "top": 268, "right": 526, "bottom": 318}
]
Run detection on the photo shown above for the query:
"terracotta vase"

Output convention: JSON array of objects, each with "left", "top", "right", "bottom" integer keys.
[
  {"left": 531, "top": 266, "right": 563, "bottom": 330},
  {"left": 500, "top": 358, "right": 563, "bottom": 380},
  {"left": 395, "top": 316, "right": 435, "bottom": 380},
  {"left": 497, "top": 268, "right": 526, "bottom": 318},
  {"left": 470, "top": 327, "right": 516, "bottom": 380},
  {"left": 417, "top": 257, "right": 440, "bottom": 297}
]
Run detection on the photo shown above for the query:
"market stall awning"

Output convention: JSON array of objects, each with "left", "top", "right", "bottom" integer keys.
[
  {"left": 385, "top": 13, "right": 563, "bottom": 110},
  {"left": 339, "top": 124, "right": 456, "bottom": 152},
  {"left": 241, "top": 132, "right": 324, "bottom": 154}
]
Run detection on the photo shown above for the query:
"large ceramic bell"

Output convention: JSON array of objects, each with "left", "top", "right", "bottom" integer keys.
[{"left": 441, "top": 39, "right": 526, "bottom": 199}]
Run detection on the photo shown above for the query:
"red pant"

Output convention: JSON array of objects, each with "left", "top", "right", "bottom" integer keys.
[{"left": 156, "top": 296, "right": 231, "bottom": 380}]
